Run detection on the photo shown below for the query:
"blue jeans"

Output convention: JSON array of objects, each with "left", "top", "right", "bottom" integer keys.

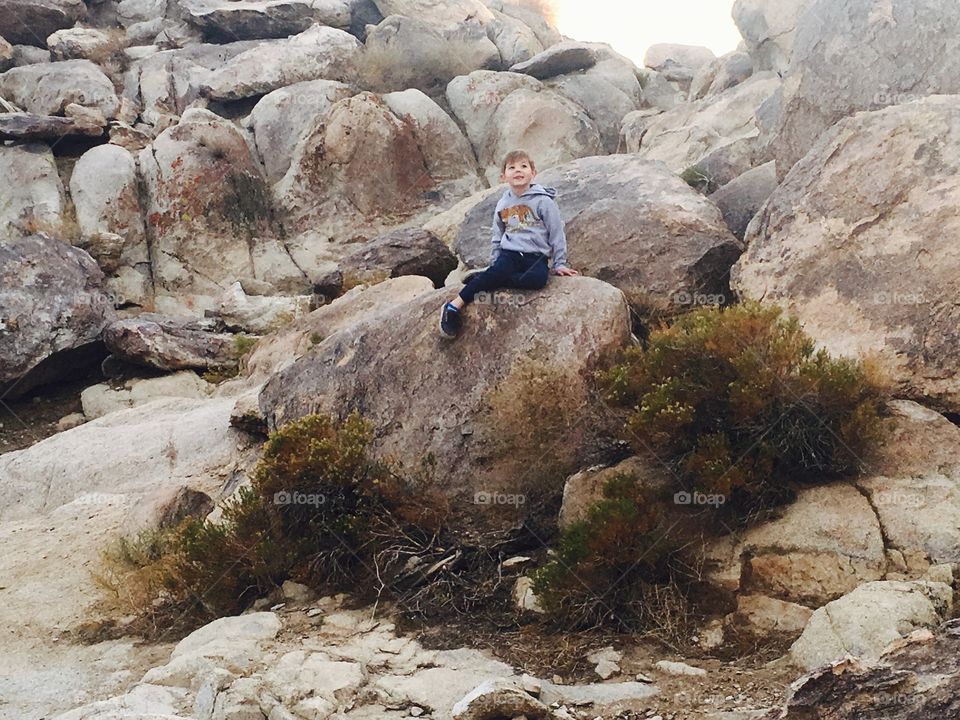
[{"left": 458, "top": 250, "right": 549, "bottom": 305}]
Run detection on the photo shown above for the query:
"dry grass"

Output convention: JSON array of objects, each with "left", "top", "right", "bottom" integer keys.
[
  {"left": 359, "top": 33, "right": 497, "bottom": 96},
  {"left": 483, "top": 356, "right": 588, "bottom": 509}
]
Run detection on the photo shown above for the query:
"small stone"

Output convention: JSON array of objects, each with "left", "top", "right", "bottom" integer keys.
[
  {"left": 269, "top": 603, "right": 286, "bottom": 611},
  {"left": 281, "top": 580, "right": 315, "bottom": 603},
  {"left": 512, "top": 577, "right": 545, "bottom": 614},
  {"left": 636, "top": 672, "right": 654, "bottom": 683},
  {"left": 500, "top": 556, "right": 532, "bottom": 569},
  {"left": 654, "top": 660, "right": 707, "bottom": 677},
  {"left": 594, "top": 659, "right": 619, "bottom": 680},
  {"left": 925, "top": 564, "right": 953, "bottom": 585},
  {"left": 306, "top": 608, "right": 324, "bottom": 618},
  {"left": 409, "top": 706, "right": 424, "bottom": 716},
  {"left": 520, "top": 674, "right": 542, "bottom": 696},
  {"left": 56, "top": 412, "right": 86, "bottom": 431}
]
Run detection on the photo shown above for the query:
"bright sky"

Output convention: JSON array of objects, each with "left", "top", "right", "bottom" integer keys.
[{"left": 551, "top": 0, "right": 742, "bottom": 67}]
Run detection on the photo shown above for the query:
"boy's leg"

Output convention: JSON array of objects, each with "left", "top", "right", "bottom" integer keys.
[
  {"left": 458, "top": 252, "right": 519, "bottom": 305},
  {"left": 503, "top": 254, "right": 549, "bottom": 291}
]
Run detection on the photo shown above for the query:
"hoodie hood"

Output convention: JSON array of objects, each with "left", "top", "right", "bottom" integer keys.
[{"left": 513, "top": 183, "right": 556, "bottom": 199}]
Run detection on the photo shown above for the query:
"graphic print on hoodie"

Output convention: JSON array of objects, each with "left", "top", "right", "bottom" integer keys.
[{"left": 490, "top": 184, "right": 568, "bottom": 269}]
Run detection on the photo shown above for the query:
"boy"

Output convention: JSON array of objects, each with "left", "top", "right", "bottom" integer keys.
[{"left": 439, "top": 150, "right": 578, "bottom": 339}]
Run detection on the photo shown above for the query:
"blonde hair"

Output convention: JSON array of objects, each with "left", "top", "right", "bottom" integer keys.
[{"left": 501, "top": 150, "right": 536, "bottom": 173}]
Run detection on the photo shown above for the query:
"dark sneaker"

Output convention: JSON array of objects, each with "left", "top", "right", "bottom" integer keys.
[{"left": 439, "top": 303, "right": 462, "bottom": 339}]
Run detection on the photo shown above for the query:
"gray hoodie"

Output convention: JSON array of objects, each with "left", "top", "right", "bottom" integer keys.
[{"left": 490, "top": 184, "right": 568, "bottom": 270}]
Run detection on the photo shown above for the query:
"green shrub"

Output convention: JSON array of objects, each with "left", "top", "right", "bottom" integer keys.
[
  {"left": 679, "top": 166, "right": 718, "bottom": 195},
  {"left": 531, "top": 472, "right": 692, "bottom": 636},
  {"left": 599, "top": 302, "right": 889, "bottom": 517},
  {"left": 101, "top": 412, "right": 447, "bottom": 633}
]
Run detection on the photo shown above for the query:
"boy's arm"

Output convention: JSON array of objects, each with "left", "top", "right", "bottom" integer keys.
[
  {"left": 490, "top": 208, "right": 505, "bottom": 265},
  {"left": 542, "top": 198, "right": 568, "bottom": 272}
]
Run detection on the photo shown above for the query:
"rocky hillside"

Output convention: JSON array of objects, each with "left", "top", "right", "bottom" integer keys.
[{"left": 1, "top": 0, "right": 960, "bottom": 718}]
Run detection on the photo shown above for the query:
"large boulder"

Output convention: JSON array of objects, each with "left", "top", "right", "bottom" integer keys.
[
  {"left": 212, "top": 281, "right": 312, "bottom": 335},
  {"left": 103, "top": 314, "right": 243, "bottom": 371},
  {"left": 70, "top": 144, "right": 151, "bottom": 307},
  {"left": 541, "top": 45, "right": 643, "bottom": 154},
  {"left": 733, "top": 97, "right": 960, "bottom": 412},
  {"left": 0, "top": 0, "right": 86, "bottom": 47},
  {"left": 705, "top": 484, "right": 887, "bottom": 607},
  {"left": 509, "top": 40, "right": 598, "bottom": 80},
  {"left": 0, "top": 234, "right": 114, "bottom": 397},
  {"left": 178, "top": 0, "right": 351, "bottom": 41},
  {"left": 0, "top": 35, "right": 12, "bottom": 71},
  {"left": 360, "top": 14, "right": 500, "bottom": 95},
  {"left": 637, "top": 69, "right": 682, "bottom": 112},
  {"left": 117, "top": 0, "right": 169, "bottom": 28},
  {"left": 643, "top": 43, "right": 715, "bottom": 71},
  {"left": 201, "top": 24, "right": 362, "bottom": 101},
  {"left": 772, "top": 0, "right": 960, "bottom": 178},
  {"left": 244, "top": 79, "right": 354, "bottom": 184},
  {"left": 0, "top": 395, "right": 256, "bottom": 718},
  {"left": 335, "top": 227, "right": 457, "bottom": 289},
  {"left": 0, "top": 59, "right": 119, "bottom": 118},
  {"left": 240, "top": 275, "right": 434, "bottom": 385},
  {"left": 381, "top": 88, "right": 485, "bottom": 199},
  {"left": 370, "top": 0, "right": 493, "bottom": 26},
  {"left": 705, "top": 399, "right": 960, "bottom": 611},
  {"left": 789, "top": 580, "right": 953, "bottom": 671},
  {"left": 483, "top": 6, "right": 545, "bottom": 68},
  {"left": 494, "top": 0, "right": 560, "bottom": 49},
  {"left": 45, "top": 27, "right": 121, "bottom": 61},
  {"left": 0, "top": 395, "right": 251, "bottom": 604},
  {"left": 774, "top": 625, "right": 960, "bottom": 718},
  {"left": 559, "top": 456, "right": 671, "bottom": 530},
  {"left": 622, "top": 72, "right": 780, "bottom": 173},
  {"left": 454, "top": 155, "right": 743, "bottom": 316},
  {"left": 259, "top": 277, "right": 631, "bottom": 538},
  {"left": 708, "top": 160, "right": 777, "bottom": 241},
  {"left": 855, "top": 400, "right": 960, "bottom": 569},
  {"left": 0, "top": 142, "right": 64, "bottom": 238},
  {"left": 273, "top": 91, "right": 482, "bottom": 263},
  {"left": 81, "top": 371, "right": 214, "bottom": 419},
  {"left": 689, "top": 51, "right": 753, "bottom": 101},
  {"left": 0, "top": 111, "right": 103, "bottom": 140},
  {"left": 140, "top": 109, "right": 307, "bottom": 315},
  {"left": 732, "top": 0, "right": 814, "bottom": 73},
  {"left": 446, "top": 70, "right": 603, "bottom": 184},
  {"left": 124, "top": 40, "right": 264, "bottom": 130}
]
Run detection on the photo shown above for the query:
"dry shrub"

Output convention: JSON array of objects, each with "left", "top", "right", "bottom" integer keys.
[
  {"left": 484, "top": 356, "right": 589, "bottom": 506},
  {"left": 99, "top": 412, "right": 448, "bottom": 636},
  {"left": 531, "top": 472, "right": 695, "bottom": 641},
  {"left": 359, "top": 32, "right": 497, "bottom": 96},
  {"left": 599, "top": 301, "right": 890, "bottom": 520}
]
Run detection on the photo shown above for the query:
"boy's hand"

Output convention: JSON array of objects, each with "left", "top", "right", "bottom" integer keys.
[{"left": 554, "top": 267, "right": 579, "bottom": 276}]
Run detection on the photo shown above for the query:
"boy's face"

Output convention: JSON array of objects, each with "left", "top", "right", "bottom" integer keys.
[{"left": 501, "top": 157, "right": 536, "bottom": 193}]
